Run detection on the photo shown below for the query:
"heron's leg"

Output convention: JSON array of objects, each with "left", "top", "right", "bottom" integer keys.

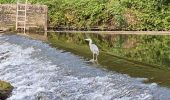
[
  {"left": 95, "top": 54, "right": 98, "bottom": 61},
  {"left": 90, "top": 53, "right": 95, "bottom": 62},
  {"left": 93, "top": 53, "right": 95, "bottom": 61}
]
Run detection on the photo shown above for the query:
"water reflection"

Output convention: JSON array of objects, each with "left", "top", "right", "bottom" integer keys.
[{"left": 47, "top": 32, "right": 170, "bottom": 88}]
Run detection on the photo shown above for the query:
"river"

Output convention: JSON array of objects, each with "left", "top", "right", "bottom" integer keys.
[{"left": 0, "top": 34, "right": 170, "bottom": 100}]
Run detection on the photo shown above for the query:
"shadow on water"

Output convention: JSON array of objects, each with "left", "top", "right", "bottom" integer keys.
[{"left": 20, "top": 32, "right": 170, "bottom": 88}]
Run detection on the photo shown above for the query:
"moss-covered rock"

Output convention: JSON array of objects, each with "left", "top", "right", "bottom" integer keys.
[{"left": 0, "top": 80, "right": 13, "bottom": 100}]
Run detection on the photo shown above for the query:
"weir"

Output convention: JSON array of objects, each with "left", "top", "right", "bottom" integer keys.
[{"left": 1, "top": 34, "right": 170, "bottom": 100}]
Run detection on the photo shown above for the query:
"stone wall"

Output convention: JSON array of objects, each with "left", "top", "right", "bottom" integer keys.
[{"left": 0, "top": 4, "right": 47, "bottom": 31}]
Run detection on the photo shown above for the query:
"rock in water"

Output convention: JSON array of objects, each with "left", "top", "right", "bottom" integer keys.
[{"left": 0, "top": 80, "right": 13, "bottom": 100}]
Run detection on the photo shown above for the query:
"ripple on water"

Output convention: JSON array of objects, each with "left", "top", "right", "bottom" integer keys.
[{"left": 0, "top": 35, "right": 170, "bottom": 100}]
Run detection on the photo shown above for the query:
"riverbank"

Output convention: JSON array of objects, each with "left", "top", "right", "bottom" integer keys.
[{"left": 0, "top": 80, "right": 13, "bottom": 100}]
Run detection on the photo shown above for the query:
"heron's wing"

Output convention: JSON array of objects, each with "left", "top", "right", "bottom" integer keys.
[{"left": 90, "top": 44, "right": 99, "bottom": 55}]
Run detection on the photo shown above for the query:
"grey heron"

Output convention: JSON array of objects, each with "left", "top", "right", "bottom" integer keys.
[{"left": 85, "top": 38, "right": 99, "bottom": 62}]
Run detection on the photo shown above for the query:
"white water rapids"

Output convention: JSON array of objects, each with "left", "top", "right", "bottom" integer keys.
[{"left": 0, "top": 34, "right": 170, "bottom": 100}]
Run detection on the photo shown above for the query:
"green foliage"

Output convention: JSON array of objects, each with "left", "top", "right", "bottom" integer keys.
[
  {"left": 1, "top": 0, "right": 170, "bottom": 30},
  {"left": 0, "top": 0, "right": 15, "bottom": 3},
  {"left": 120, "top": 0, "right": 170, "bottom": 30}
]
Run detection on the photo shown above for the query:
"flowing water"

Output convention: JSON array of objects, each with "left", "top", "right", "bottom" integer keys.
[{"left": 0, "top": 34, "right": 170, "bottom": 100}]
